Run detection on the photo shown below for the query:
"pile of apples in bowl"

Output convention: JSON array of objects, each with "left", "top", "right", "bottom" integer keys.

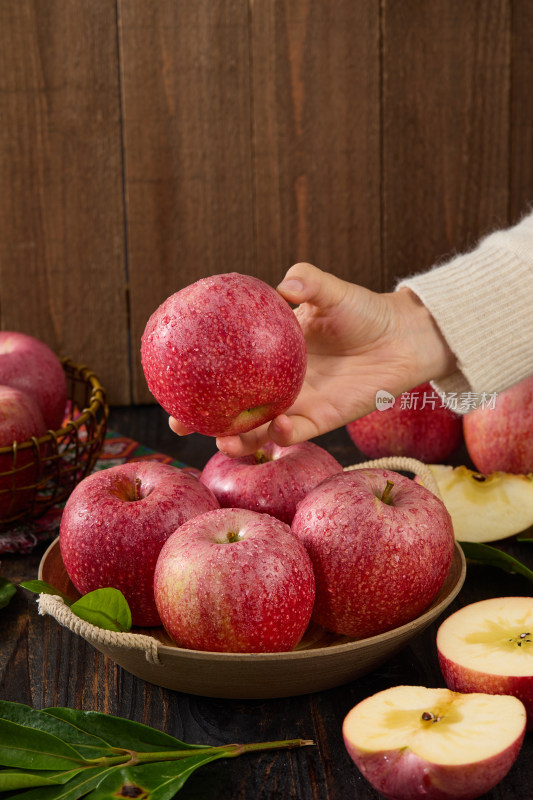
[
  {"left": 0, "top": 332, "right": 108, "bottom": 525},
  {"left": 38, "top": 273, "right": 532, "bottom": 800}
]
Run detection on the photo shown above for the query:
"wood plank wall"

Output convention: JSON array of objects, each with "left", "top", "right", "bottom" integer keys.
[{"left": 1, "top": 0, "right": 530, "bottom": 406}]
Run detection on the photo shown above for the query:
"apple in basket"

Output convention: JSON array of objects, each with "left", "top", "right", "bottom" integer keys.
[
  {"left": 140, "top": 272, "right": 307, "bottom": 437},
  {"left": 343, "top": 685, "right": 526, "bottom": 800},
  {"left": 59, "top": 461, "right": 220, "bottom": 626},
  {"left": 346, "top": 382, "right": 463, "bottom": 462},
  {"left": 199, "top": 440, "right": 343, "bottom": 524},
  {"left": 437, "top": 596, "right": 533, "bottom": 730},
  {"left": 154, "top": 507, "right": 315, "bottom": 653},
  {"left": 463, "top": 374, "right": 533, "bottom": 474},
  {"left": 291, "top": 468, "right": 455, "bottom": 638},
  {"left": 0, "top": 331, "right": 68, "bottom": 430},
  {"left": 0, "top": 385, "right": 47, "bottom": 517}
]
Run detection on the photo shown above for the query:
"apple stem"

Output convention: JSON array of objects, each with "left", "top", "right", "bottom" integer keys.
[
  {"left": 380, "top": 480, "right": 394, "bottom": 504},
  {"left": 134, "top": 477, "right": 142, "bottom": 501}
]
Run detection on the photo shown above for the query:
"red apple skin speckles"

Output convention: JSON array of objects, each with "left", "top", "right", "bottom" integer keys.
[
  {"left": 153, "top": 507, "right": 315, "bottom": 653},
  {"left": 140, "top": 273, "right": 307, "bottom": 437},
  {"left": 0, "top": 385, "right": 47, "bottom": 518},
  {"left": 199, "top": 441, "right": 343, "bottom": 524},
  {"left": 59, "top": 461, "right": 220, "bottom": 626},
  {"left": 0, "top": 331, "right": 67, "bottom": 431},
  {"left": 291, "top": 468, "right": 455, "bottom": 638},
  {"left": 346, "top": 383, "right": 463, "bottom": 463},
  {"left": 463, "top": 375, "right": 533, "bottom": 474}
]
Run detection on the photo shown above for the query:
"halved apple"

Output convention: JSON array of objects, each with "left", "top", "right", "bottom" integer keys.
[
  {"left": 437, "top": 596, "right": 533, "bottom": 730},
  {"left": 343, "top": 684, "right": 526, "bottom": 800},
  {"left": 425, "top": 464, "right": 533, "bottom": 542}
]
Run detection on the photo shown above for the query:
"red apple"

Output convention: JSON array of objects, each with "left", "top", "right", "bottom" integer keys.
[
  {"left": 59, "top": 461, "right": 220, "bottom": 626},
  {"left": 0, "top": 385, "right": 47, "bottom": 518},
  {"left": 140, "top": 272, "right": 307, "bottom": 437},
  {"left": 463, "top": 375, "right": 533, "bottom": 474},
  {"left": 291, "top": 468, "right": 455, "bottom": 638},
  {"left": 154, "top": 507, "right": 315, "bottom": 653},
  {"left": 437, "top": 596, "right": 533, "bottom": 730},
  {"left": 0, "top": 331, "right": 67, "bottom": 430},
  {"left": 199, "top": 441, "right": 343, "bottom": 524},
  {"left": 343, "top": 685, "right": 526, "bottom": 800},
  {"left": 346, "top": 382, "right": 463, "bottom": 462}
]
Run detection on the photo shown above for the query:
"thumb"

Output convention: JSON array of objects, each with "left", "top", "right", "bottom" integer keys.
[{"left": 277, "top": 262, "right": 350, "bottom": 309}]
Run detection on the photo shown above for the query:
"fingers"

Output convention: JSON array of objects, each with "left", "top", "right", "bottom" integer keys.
[
  {"left": 277, "top": 262, "right": 350, "bottom": 310},
  {"left": 168, "top": 416, "right": 194, "bottom": 436},
  {"left": 215, "top": 412, "right": 323, "bottom": 457}
]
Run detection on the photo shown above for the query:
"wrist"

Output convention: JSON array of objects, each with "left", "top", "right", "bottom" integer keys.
[{"left": 392, "top": 288, "right": 457, "bottom": 385}]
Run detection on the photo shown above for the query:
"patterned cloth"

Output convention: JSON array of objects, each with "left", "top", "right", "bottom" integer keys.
[{"left": 0, "top": 431, "right": 197, "bottom": 556}]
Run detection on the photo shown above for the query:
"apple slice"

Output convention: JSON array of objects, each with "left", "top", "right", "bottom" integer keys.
[
  {"left": 425, "top": 464, "right": 533, "bottom": 542},
  {"left": 437, "top": 596, "right": 533, "bottom": 730},
  {"left": 343, "top": 685, "right": 526, "bottom": 800}
]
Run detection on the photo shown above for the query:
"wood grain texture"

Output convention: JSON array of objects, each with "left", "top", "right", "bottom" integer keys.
[
  {"left": 2, "top": 1, "right": 533, "bottom": 405},
  {"left": 118, "top": 0, "right": 256, "bottom": 403},
  {"left": 382, "top": 0, "right": 512, "bottom": 287},
  {"left": 250, "top": 0, "right": 381, "bottom": 288},
  {"left": 0, "top": 0, "right": 130, "bottom": 403},
  {"left": 2, "top": 408, "right": 533, "bottom": 799},
  {"left": 510, "top": 0, "right": 533, "bottom": 222}
]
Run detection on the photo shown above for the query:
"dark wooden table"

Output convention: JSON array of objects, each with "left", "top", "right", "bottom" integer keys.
[{"left": 1, "top": 405, "right": 532, "bottom": 799}]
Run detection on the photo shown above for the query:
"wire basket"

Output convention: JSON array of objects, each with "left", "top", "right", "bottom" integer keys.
[{"left": 0, "top": 358, "right": 108, "bottom": 526}]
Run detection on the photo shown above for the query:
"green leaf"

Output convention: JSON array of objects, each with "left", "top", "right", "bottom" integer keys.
[
  {"left": 0, "top": 701, "right": 114, "bottom": 760},
  {"left": 0, "top": 769, "right": 64, "bottom": 791},
  {"left": 0, "top": 702, "right": 314, "bottom": 800},
  {"left": 19, "top": 580, "right": 74, "bottom": 606},
  {"left": 0, "top": 578, "right": 16, "bottom": 610},
  {"left": 69, "top": 588, "right": 132, "bottom": 632},
  {"left": 0, "top": 718, "right": 87, "bottom": 771},
  {"left": 82, "top": 757, "right": 227, "bottom": 800},
  {"left": 43, "top": 708, "right": 204, "bottom": 754},
  {"left": 459, "top": 541, "right": 533, "bottom": 581},
  {"left": 4, "top": 766, "right": 111, "bottom": 800}
]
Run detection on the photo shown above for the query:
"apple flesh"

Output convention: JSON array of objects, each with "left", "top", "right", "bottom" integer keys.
[
  {"left": 0, "top": 385, "right": 47, "bottom": 518},
  {"left": 59, "top": 461, "right": 220, "bottom": 626},
  {"left": 437, "top": 596, "right": 533, "bottom": 730},
  {"left": 199, "top": 440, "right": 343, "bottom": 524},
  {"left": 346, "top": 382, "right": 463, "bottom": 462},
  {"left": 291, "top": 468, "right": 455, "bottom": 638},
  {"left": 463, "top": 375, "right": 533, "bottom": 474},
  {"left": 154, "top": 507, "right": 315, "bottom": 653},
  {"left": 425, "top": 464, "right": 533, "bottom": 542},
  {"left": 343, "top": 684, "right": 526, "bottom": 800},
  {"left": 0, "top": 331, "right": 67, "bottom": 430},
  {"left": 141, "top": 272, "right": 307, "bottom": 437}
]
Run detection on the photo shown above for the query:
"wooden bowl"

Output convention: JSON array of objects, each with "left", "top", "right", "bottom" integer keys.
[{"left": 39, "top": 538, "right": 466, "bottom": 699}]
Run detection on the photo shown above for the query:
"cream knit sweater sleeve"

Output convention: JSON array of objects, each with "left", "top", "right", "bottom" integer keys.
[{"left": 396, "top": 210, "right": 533, "bottom": 400}]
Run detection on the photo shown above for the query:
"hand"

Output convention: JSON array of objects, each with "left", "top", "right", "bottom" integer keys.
[{"left": 170, "top": 263, "right": 457, "bottom": 456}]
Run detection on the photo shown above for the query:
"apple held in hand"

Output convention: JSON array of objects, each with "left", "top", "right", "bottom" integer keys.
[
  {"left": 59, "top": 461, "right": 219, "bottom": 626},
  {"left": 343, "top": 685, "right": 526, "bottom": 800},
  {"left": 141, "top": 273, "right": 307, "bottom": 437},
  {"left": 425, "top": 464, "right": 533, "bottom": 542},
  {"left": 199, "top": 441, "right": 343, "bottom": 524},
  {"left": 291, "top": 468, "right": 455, "bottom": 638},
  {"left": 0, "top": 385, "right": 47, "bottom": 518},
  {"left": 463, "top": 375, "right": 533, "bottom": 474},
  {"left": 0, "top": 331, "right": 67, "bottom": 430},
  {"left": 346, "top": 382, "right": 463, "bottom": 462},
  {"left": 154, "top": 507, "right": 315, "bottom": 653},
  {"left": 437, "top": 597, "right": 533, "bottom": 730}
]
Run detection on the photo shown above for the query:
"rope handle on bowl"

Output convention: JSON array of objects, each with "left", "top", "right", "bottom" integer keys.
[
  {"left": 344, "top": 456, "right": 442, "bottom": 500},
  {"left": 37, "top": 594, "right": 162, "bottom": 664},
  {"left": 37, "top": 456, "right": 439, "bottom": 659}
]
